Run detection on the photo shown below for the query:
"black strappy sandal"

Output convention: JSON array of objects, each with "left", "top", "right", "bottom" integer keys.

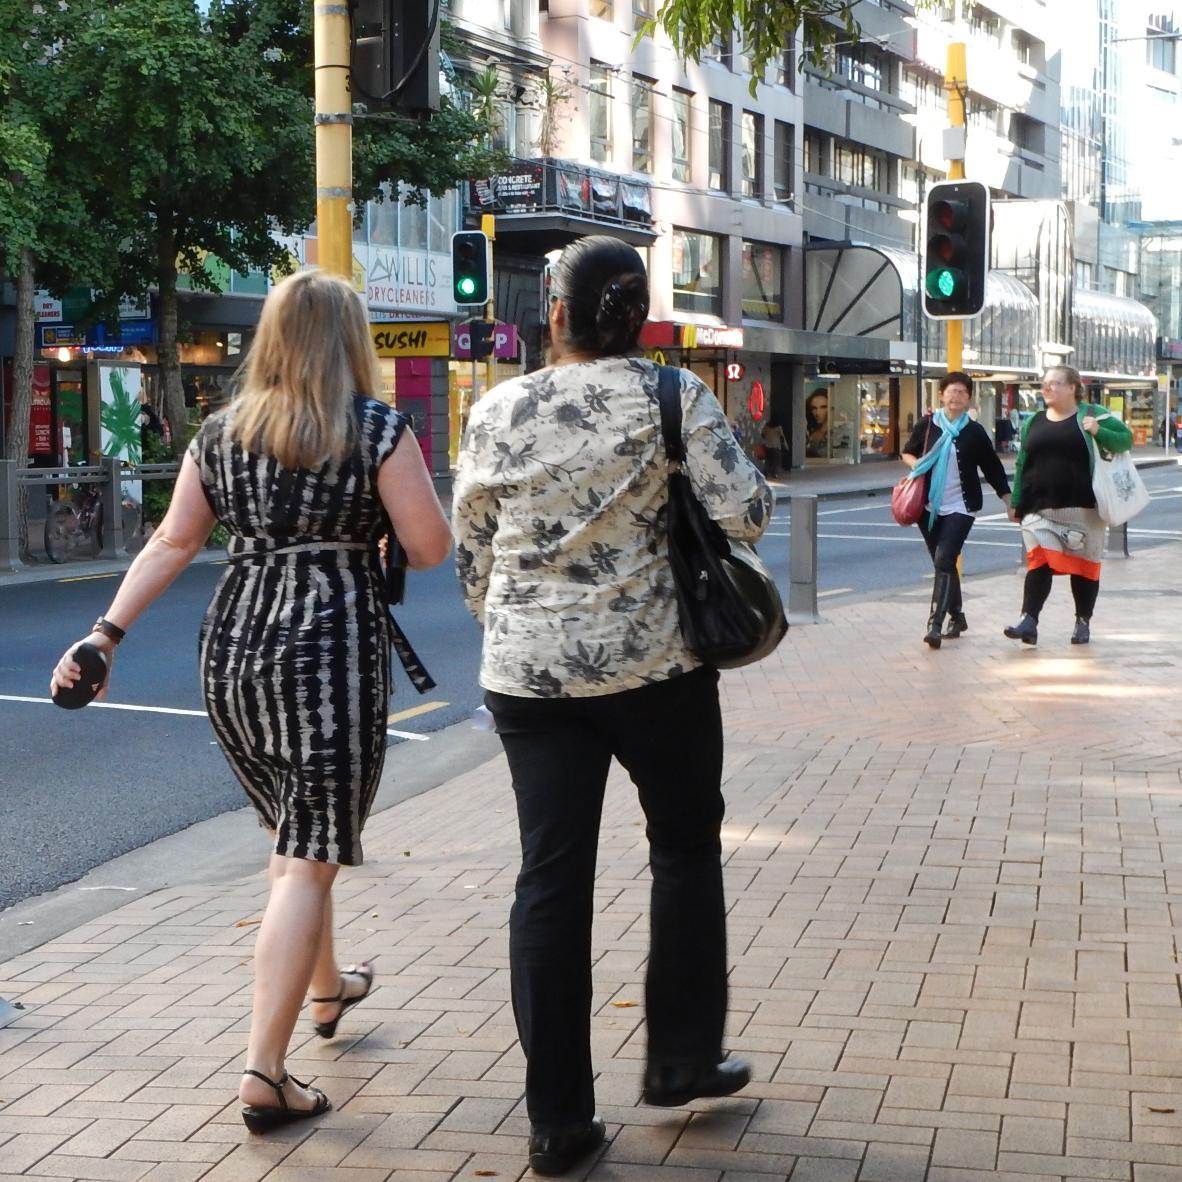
[
  {"left": 310, "top": 963, "right": 375, "bottom": 1039},
  {"left": 240, "top": 1069, "right": 331, "bottom": 1134}
]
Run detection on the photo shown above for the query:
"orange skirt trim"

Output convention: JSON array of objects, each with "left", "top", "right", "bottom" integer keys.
[{"left": 1027, "top": 545, "right": 1100, "bottom": 581}]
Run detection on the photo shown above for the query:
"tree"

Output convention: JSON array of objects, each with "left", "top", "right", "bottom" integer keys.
[
  {"left": 645, "top": 1, "right": 861, "bottom": 80},
  {"left": 1, "top": 1, "right": 107, "bottom": 556},
  {"left": 50, "top": 0, "right": 500, "bottom": 451}
]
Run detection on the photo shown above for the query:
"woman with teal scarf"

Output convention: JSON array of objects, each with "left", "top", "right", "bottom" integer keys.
[{"left": 901, "top": 372, "right": 1012, "bottom": 648}]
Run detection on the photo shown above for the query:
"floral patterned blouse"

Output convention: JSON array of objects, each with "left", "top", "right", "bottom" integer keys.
[{"left": 452, "top": 356, "right": 773, "bottom": 698}]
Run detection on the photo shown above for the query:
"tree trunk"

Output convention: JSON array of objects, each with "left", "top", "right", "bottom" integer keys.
[
  {"left": 4, "top": 248, "right": 36, "bottom": 558},
  {"left": 156, "top": 229, "right": 187, "bottom": 455}
]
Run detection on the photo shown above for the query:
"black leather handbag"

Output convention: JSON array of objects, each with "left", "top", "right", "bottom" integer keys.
[
  {"left": 656, "top": 366, "right": 787, "bottom": 670},
  {"left": 376, "top": 529, "right": 436, "bottom": 694}
]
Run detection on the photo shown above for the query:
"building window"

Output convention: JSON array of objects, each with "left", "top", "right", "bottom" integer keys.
[
  {"left": 706, "top": 31, "right": 729, "bottom": 66},
  {"left": 741, "top": 242, "right": 783, "bottom": 320},
  {"left": 633, "top": 0, "right": 653, "bottom": 34},
  {"left": 632, "top": 76, "right": 654, "bottom": 172},
  {"left": 832, "top": 139, "right": 884, "bottom": 190},
  {"left": 589, "top": 62, "right": 612, "bottom": 164},
  {"left": 967, "top": 4, "right": 1000, "bottom": 41},
  {"left": 773, "top": 120, "right": 794, "bottom": 203},
  {"left": 672, "top": 229, "right": 722, "bottom": 316},
  {"left": 803, "top": 129, "right": 823, "bottom": 175},
  {"left": 709, "top": 100, "right": 731, "bottom": 191},
  {"left": 741, "top": 110, "right": 763, "bottom": 198},
  {"left": 1147, "top": 21, "right": 1178, "bottom": 73},
  {"left": 672, "top": 89, "right": 692, "bottom": 183},
  {"left": 775, "top": 48, "right": 795, "bottom": 91},
  {"left": 589, "top": 0, "right": 614, "bottom": 20}
]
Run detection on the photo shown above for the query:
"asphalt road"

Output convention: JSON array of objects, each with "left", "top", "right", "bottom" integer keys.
[{"left": 1, "top": 464, "right": 1178, "bottom": 911}]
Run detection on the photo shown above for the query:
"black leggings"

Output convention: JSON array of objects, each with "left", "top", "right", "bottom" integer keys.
[{"left": 1021, "top": 565, "right": 1099, "bottom": 620}]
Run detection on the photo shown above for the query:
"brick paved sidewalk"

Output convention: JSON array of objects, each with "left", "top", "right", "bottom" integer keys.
[{"left": 2, "top": 543, "right": 1180, "bottom": 1182}]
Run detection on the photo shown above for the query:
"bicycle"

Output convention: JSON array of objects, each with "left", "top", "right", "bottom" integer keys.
[{"left": 44, "top": 486, "right": 104, "bottom": 564}]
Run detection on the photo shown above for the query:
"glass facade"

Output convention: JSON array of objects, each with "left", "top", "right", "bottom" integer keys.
[
  {"left": 589, "top": 62, "right": 612, "bottom": 163},
  {"left": 741, "top": 111, "right": 763, "bottom": 198},
  {"left": 671, "top": 90, "right": 692, "bottom": 183},
  {"left": 741, "top": 242, "right": 782, "bottom": 320},
  {"left": 708, "top": 100, "right": 731, "bottom": 191},
  {"left": 632, "top": 77, "right": 654, "bottom": 173},
  {"left": 672, "top": 230, "right": 722, "bottom": 316}
]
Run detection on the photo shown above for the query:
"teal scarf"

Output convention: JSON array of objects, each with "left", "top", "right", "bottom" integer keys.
[{"left": 906, "top": 410, "right": 969, "bottom": 528}]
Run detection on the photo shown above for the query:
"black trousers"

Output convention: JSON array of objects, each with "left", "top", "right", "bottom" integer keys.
[
  {"left": 918, "top": 511, "right": 974, "bottom": 609},
  {"left": 485, "top": 666, "right": 727, "bottom": 1134}
]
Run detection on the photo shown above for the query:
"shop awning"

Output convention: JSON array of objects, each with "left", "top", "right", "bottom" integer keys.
[
  {"left": 1071, "top": 288, "right": 1157, "bottom": 383},
  {"left": 804, "top": 244, "right": 1039, "bottom": 373}
]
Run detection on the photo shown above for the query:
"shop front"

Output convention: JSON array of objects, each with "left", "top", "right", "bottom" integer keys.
[{"left": 805, "top": 245, "right": 1041, "bottom": 462}]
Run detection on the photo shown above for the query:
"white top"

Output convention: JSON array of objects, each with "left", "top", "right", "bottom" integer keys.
[
  {"left": 938, "top": 450, "right": 971, "bottom": 516},
  {"left": 453, "top": 357, "right": 773, "bottom": 697}
]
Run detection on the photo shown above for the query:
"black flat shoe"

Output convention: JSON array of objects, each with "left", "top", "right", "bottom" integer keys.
[
  {"left": 240, "top": 1069, "right": 331, "bottom": 1134},
  {"left": 527, "top": 1117, "right": 606, "bottom": 1175},
  {"left": 311, "top": 963, "right": 375, "bottom": 1039},
  {"left": 642, "top": 1056, "right": 751, "bottom": 1107},
  {"left": 1071, "top": 617, "right": 1090, "bottom": 645},
  {"left": 1003, "top": 614, "right": 1038, "bottom": 645}
]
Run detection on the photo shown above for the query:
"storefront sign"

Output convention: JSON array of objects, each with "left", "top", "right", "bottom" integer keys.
[
  {"left": 638, "top": 322, "right": 746, "bottom": 351},
  {"left": 34, "top": 292, "right": 62, "bottom": 322},
  {"left": 29, "top": 366, "right": 52, "bottom": 455},
  {"left": 726, "top": 362, "right": 746, "bottom": 382},
  {"left": 455, "top": 322, "right": 518, "bottom": 361},
  {"left": 683, "top": 324, "right": 744, "bottom": 350},
  {"left": 367, "top": 247, "right": 456, "bottom": 315},
  {"left": 371, "top": 321, "right": 452, "bottom": 357},
  {"left": 747, "top": 381, "right": 766, "bottom": 422},
  {"left": 39, "top": 321, "right": 156, "bottom": 350}
]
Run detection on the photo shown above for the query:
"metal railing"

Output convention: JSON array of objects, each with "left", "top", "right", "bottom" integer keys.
[{"left": 1, "top": 458, "right": 179, "bottom": 572}]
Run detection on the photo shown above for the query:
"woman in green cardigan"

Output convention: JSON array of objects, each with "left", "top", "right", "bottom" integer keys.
[{"left": 1004, "top": 365, "right": 1134, "bottom": 645}]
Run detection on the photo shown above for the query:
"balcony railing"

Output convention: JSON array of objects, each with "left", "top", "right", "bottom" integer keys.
[{"left": 466, "top": 157, "right": 654, "bottom": 230}]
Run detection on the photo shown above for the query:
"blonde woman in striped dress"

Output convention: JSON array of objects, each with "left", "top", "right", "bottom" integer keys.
[{"left": 51, "top": 270, "right": 452, "bottom": 1132}]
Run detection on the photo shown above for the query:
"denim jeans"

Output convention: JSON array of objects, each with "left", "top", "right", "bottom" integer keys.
[{"left": 485, "top": 666, "right": 727, "bottom": 1134}]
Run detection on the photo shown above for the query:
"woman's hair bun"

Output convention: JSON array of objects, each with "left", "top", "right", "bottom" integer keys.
[
  {"left": 551, "top": 236, "right": 650, "bottom": 357},
  {"left": 594, "top": 273, "right": 649, "bottom": 353}
]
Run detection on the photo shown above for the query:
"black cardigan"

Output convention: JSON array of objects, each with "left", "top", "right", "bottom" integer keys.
[{"left": 901, "top": 415, "right": 1011, "bottom": 513}]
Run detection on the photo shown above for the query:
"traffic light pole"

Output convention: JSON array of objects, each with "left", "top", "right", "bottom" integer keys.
[
  {"left": 482, "top": 215, "right": 497, "bottom": 395},
  {"left": 944, "top": 43, "right": 967, "bottom": 373},
  {"left": 314, "top": 2, "right": 353, "bottom": 279}
]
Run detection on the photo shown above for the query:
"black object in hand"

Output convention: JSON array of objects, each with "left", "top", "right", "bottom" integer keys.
[{"left": 52, "top": 642, "right": 108, "bottom": 710}]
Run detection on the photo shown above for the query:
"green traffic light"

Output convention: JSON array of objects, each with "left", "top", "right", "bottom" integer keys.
[
  {"left": 925, "top": 268, "right": 965, "bottom": 300},
  {"left": 457, "top": 276, "right": 477, "bottom": 298}
]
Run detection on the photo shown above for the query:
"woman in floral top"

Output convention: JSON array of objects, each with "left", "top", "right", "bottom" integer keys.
[{"left": 453, "top": 236, "right": 771, "bottom": 1176}]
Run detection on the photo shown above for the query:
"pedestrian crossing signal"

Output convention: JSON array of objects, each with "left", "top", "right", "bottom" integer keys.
[
  {"left": 923, "top": 180, "right": 990, "bottom": 320},
  {"left": 451, "top": 231, "right": 489, "bottom": 306}
]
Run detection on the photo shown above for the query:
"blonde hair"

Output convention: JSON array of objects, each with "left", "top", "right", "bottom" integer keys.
[{"left": 229, "top": 270, "right": 380, "bottom": 469}]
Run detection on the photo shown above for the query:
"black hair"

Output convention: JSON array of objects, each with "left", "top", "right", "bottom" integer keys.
[
  {"left": 551, "top": 235, "right": 650, "bottom": 356},
  {"left": 938, "top": 371, "right": 973, "bottom": 395}
]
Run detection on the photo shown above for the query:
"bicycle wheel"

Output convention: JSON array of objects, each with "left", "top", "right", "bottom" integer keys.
[{"left": 44, "top": 504, "right": 78, "bottom": 564}]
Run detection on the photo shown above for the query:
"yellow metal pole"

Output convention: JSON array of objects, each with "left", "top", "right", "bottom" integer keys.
[
  {"left": 482, "top": 214, "right": 497, "bottom": 392},
  {"left": 945, "top": 42, "right": 967, "bottom": 374},
  {"left": 314, "top": 2, "right": 353, "bottom": 279}
]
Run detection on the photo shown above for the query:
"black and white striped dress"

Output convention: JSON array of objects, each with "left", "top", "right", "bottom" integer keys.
[{"left": 187, "top": 397, "right": 406, "bottom": 865}]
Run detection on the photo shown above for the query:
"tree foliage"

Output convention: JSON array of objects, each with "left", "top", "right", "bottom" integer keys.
[
  {"left": 645, "top": 1, "right": 859, "bottom": 80},
  {"left": 38, "top": 0, "right": 500, "bottom": 446}
]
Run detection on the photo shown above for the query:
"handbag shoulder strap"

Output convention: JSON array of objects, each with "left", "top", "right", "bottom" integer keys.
[{"left": 655, "top": 365, "right": 685, "bottom": 464}]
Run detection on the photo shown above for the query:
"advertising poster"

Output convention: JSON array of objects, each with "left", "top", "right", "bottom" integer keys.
[{"left": 98, "top": 363, "right": 143, "bottom": 522}]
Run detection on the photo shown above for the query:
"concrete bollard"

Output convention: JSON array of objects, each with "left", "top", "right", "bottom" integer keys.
[
  {"left": 788, "top": 495, "right": 820, "bottom": 624},
  {"left": 0, "top": 461, "right": 23, "bottom": 573}
]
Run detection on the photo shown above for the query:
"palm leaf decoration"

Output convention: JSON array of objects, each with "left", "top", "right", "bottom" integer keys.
[{"left": 100, "top": 369, "right": 143, "bottom": 465}]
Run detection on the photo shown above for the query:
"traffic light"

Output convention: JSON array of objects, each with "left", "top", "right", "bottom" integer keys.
[
  {"left": 451, "top": 231, "right": 490, "bottom": 306},
  {"left": 923, "top": 180, "right": 990, "bottom": 319},
  {"left": 351, "top": 0, "right": 439, "bottom": 114},
  {"left": 470, "top": 320, "right": 494, "bottom": 361}
]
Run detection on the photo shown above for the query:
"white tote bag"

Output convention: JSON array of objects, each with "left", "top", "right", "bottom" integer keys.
[{"left": 1091, "top": 440, "right": 1150, "bottom": 527}]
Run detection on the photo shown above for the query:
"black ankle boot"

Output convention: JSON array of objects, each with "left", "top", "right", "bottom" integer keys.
[
  {"left": 1003, "top": 614, "right": 1038, "bottom": 645},
  {"left": 944, "top": 611, "right": 968, "bottom": 639},
  {"left": 1071, "top": 616, "right": 1090, "bottom": 645},
  {"left": 924, "top": 571, "right": 953, "bottom": 649}
]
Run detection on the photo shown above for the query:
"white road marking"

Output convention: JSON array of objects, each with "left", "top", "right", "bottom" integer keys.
[{"left": 0, "top": 693, "right": 432, "bottom": 741}]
